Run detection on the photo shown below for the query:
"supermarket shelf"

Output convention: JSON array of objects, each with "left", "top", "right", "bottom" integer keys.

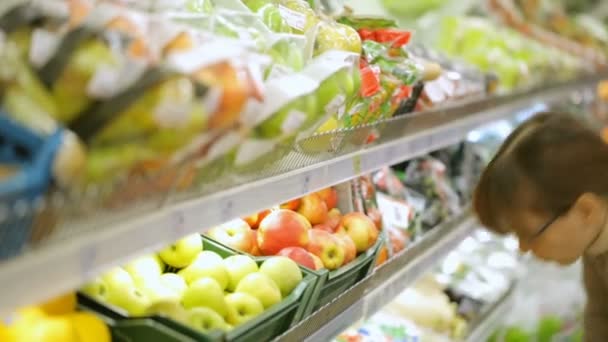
[
  {"left": 466, "top": 284, "right": 517, "bottom": 342},
  {"left": 274, "top": 212, "right": 477, "bottom": 342},
  {"left": 0, "top": 74, "right": 601, "bottom": 313}
]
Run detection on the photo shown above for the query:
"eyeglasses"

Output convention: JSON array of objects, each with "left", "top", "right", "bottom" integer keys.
[{"left": 527, "top": 211, "right": 564, "bottom": 242}]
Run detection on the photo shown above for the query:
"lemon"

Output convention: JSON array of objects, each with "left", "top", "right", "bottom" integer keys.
[
  {"left": 39, "top": 292, "right": 77, "bottom": 315},
  {"left": 69, "top": 312, "right": 111, "bottom": 342},
  {"left": 12, "top": 316, "right": 78, "bottom": 342},
  {"left": 0, "top": 321, "right": 16, "bottom": 342}
]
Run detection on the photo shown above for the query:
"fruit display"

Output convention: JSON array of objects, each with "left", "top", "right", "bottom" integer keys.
[
  {"left": 162, "top": 0, "right": 365, "bottom": 168},
  {"left": 208, "top": 185, "right": 379, "bottom": 271},
  {"left": 434, "top": 16, "right": 584, "bottom": 91},
  {"left": 337, "top": 27, "right": 428, "bottom": 129},
  {"left": 0, "top": 1, "right": 268, "bottom": 194},
  {"left": 80, "top": 234, "right": 312, "bottom": 339},
  {"left": 205, "top": 182, "right": 382, "bottom": 312},
  {"left": 0, "top": 1, "right": 604, "bottom": 341},
  {"left": 488, "top": 0, "right": 608, "bottom": 66},
  {"left": 1, "top": 292, "right": 111, "bottom": 342}
]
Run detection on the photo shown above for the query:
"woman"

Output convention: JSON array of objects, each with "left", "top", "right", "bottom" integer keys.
[{"left": 473, "top": 112, "right": 608, "bottom": 341}]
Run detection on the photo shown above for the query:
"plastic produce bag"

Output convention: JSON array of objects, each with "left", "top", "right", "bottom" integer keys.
[
  {"left": 0, "top": 1, "right": 269, "bottom": 197},
  {"left": 401, "top": 156, "right": 461, "bottom": 230},
  {"left": 342, "top": 27, "right": 425, "bottom": 128}
]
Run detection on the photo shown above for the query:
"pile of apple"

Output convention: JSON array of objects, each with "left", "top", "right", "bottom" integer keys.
[
  {"left": 81, "top": 235, "right": 304, "bottom": 333},
  {"left": 208, "top": 187, "right": 380, "bottom": 271}
]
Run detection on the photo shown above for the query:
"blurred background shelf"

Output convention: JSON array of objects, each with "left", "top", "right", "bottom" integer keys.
[
  {"left": 466, "top": 284, "right": 517, "bottom": 342},
  {"left": 0, "top": 74, "right": 601, "bottom": 314}
]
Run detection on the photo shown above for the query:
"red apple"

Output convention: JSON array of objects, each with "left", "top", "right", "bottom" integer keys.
[
  {"left": 298, "top": 193, "right": 328, "bottom": 225},
  {"left": 280, "top": 199, "right": 301, "bottom": 211},
  {"left": 257, "top": 209, "right": 311, "bottom": 255},
  {"left": 243, "top": 213, "right": 258, "bottom": 228},
  {"left": 334, "top": 225, "right": 345, "bottom": 235},
  {"left": 366, "top": 208, "right": 383, "bottom": 231},
  {"left": 278, "top": 247, "right": 316, "bottom": 269},
  {"left": 376, "top": 245, "right": 388, "bottom": 266},
  {"left": 340, "top": 212, "right": 379, "bottom": 253},
  {"left": 309, "top": 253, "right": 324, "bottom": 270},
  {"left": 387, "top": 227, "right": 407, "bottom": 253},
  {"left": 335, "top": 233, "right": 356, "bottom": 265},
  {"left": 208, "top": 219, "right": 255, "bottom": 253},
  {"left": 255, "top": 209, "right": 272, "bottom": 228},
  {"left": 250, "top": 230, "right": 262, "bottom": 256},
  {"left": 315, "top": 187, "right": 338, "bottom": 210},
  {"left": 307, "top": 229, "right": 345, "bottom": 270},
  {"left": 312, "top": 223, "right": 334, "bottom": 233},
  {"left": 326, "top": 208, "right": 342, "bottom": 231}
]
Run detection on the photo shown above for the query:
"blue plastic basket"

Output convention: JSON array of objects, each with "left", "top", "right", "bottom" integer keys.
[{"left": 0, "top": 113, "right": 62, "bottom": 260}]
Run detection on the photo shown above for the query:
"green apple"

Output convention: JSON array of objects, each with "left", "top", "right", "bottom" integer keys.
[
  {"left": 225, "top": 292, "right": 264, "bottom": 326},
  {"left": 259, "top": 256, "right": 302, "bottom": 297},
  {"left": 145, "top": 300, "right": 189, "bottom": 323},
  {"left": 178, "top": 251, "right": 229, "bottom": 289},
  {"left": 278, "top": 0, "right": 318, "bottom": 34},
  {"left": 350, "top": 67, "right": 361, "bottom": 97},
  {"left": 159, "top": 234, "right": 203, "bottom": 268},
  {"left": 504, "top": 326, "right": 532, "bottom": 342},
  {"left": 112, "top": 287, "right": 150, "bottom": 317},
  {"left": 336, "top": 68, "right": 357, "bottom": 97},
  {"left": 186, "top": 0, "right": 214, "bottom": 13},
  {"left": 317, "top": 76, "right": 344, "bottom": 114},
  {"left": 137, "top": 279, "right": 181, "bottom": 304},
  {"left": 269, "top": 40, "right": 304, "bottom": 71},
  {"left": 81, "top": 277, "right": 108, "bottom": 302},
  {"left": 256, "top": 104, "right": 300, "bottom": 139},
  {"left": 286, "top": 48, "right": 304, "bottom": 72},
  {"left": 243, "top": 0, "right": 271, "bottom": 11},
  {"left": 187, "top": 307, "right": 229, "bottom": 332},
  {"left": 223, "top": 255, "right": 259, "bottom": 292},
  {"left": 102, "top": 267, "right": 135, "bottom": 303},
  {"left": 259, "top": 4, "right": 293, "bottom": 33},
  {"left": 257, "top": 95, "right": 318, "bottom": 139},
  {"left": 181, "top": 277, "right": 228, "bottom": 318},
  {"left": 160, "top": 273, "right": 188, "bottom": 297},
  {"left": 124, "top": 255, "right": 164, "bottom": 287},
  {"left": 235, "top": 273, "right": 282, "bottom": 309},
  {"left": 537, "top": 316, "right": 562, "bottom": 342}
]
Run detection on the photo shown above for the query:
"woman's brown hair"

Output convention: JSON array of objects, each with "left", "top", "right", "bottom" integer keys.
[{"left": 473, "top": 112, "right": 608, "bottom": 234}]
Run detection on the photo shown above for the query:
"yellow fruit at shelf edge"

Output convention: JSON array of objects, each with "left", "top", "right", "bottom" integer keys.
[
  {"left": 11, "top": 315, "right": 78, "bottom": 342},
  {"left": 316, "top": 116, "right": 338, "bottom": 133},
  {"left": 15, "top": 306, "right": 47, "bottom": 321},
  {"left": 68, "top": 312, "right": 111, "bottom": 342},
  {"left": 39, "top": 292, "right": 77, "bottom": 316},
  {"left": 0, "top": 321, "right": 14, "bottom": 341}
]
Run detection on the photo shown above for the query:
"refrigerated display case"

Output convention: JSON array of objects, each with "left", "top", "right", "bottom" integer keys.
[{"left": 0, "top": 0, "right": 605, "bottom": 341}]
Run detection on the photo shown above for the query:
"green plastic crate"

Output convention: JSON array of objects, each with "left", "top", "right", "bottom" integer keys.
[
  {"left": 305, "top": 237, "right": 381, "bottom": 313},
  {"left": 79, "top": 296, "right": 221, "bottom": 342},
  {"left": 80, "top": 236, "right": 316, "bottom": 342},
  {"left": 199, "top": 238, "right": 317, "bottom": 341}
]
